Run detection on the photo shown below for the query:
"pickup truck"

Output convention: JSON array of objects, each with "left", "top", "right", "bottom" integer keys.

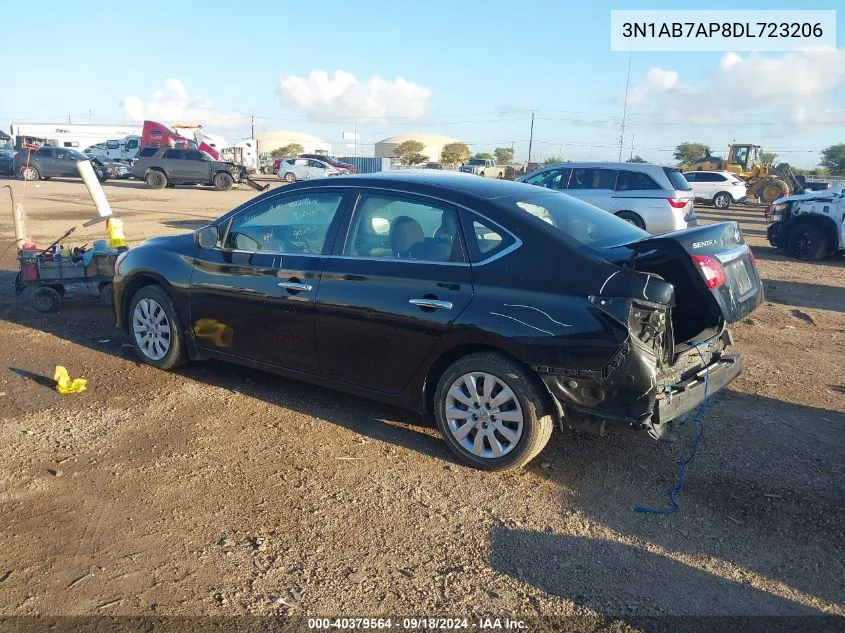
[
  {"left": 459, "top": 158, "right": 509, "bottom": 179},
  {"left": 767, "top": 187, "right": 845, "bottom": 260},
  {"left": 132, "top": 147, "right": 248, "bottom": 191}
]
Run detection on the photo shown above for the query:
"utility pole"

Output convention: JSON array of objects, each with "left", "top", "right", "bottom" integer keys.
[
  {"left": 629, "top": 132, "right": 635, "bottom": 160},
  {"left": 619, "top": 47, "right": 633, "bottom": 161},
  {"left": 67, "top": 115, "right": 71, "bottom": 124},
  {"left": 527, "top": 112, "right": 535, "bottom": 164},
  {"left": 88, "top": 109, "right": 92, "bottom": 124},
  {"left": 250, "top": 114, "right": 254, "bottom": 139}
]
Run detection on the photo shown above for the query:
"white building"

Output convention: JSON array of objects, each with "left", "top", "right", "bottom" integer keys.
[
  {"left": 375, "top": 133, "right": 459, "bottom": 163},
  {"left": 255, "top": 131, "right": 332, "bottom": 156},
  {"left": 10, "top": 122, "right": 140, "bottom": 149}
]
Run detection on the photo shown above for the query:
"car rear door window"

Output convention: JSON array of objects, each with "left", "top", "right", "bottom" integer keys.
[
  {"left": 185, "top": 150, "right": 205, "bottom": 161},
  {"left": 36, "top": 147, "right": 52, "bottom": 157},
  {"left": 616, "top": 170, "right": 662, "bottom": 191},
  {"left": 344, "top": 194, "right": 465, "bottom": 263},
  {"left": 684, "top": 172, "right": 697, "bottom": 182},
  {"left": 163, "top": 149, "right": 182, "bottom": 159},
  {"left": 225, "top": 192, "right": 345, "bottom": 254},
  {"left": 136, "top": 147, "right": 157, "bottom": 158}
]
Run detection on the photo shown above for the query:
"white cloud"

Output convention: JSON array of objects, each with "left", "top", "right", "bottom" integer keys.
[
  {"left": 623, "top": 49, "right": 845, "bottom": 129},
  {"left": 277, "top": 70, "right": 431, "bottom": 122},
  {"left": 121, "top": 79, "right": 249, "bottom": 128}
]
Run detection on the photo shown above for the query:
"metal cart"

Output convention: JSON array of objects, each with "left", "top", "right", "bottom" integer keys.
[{"left": 15, "top": 246, "right": 119, "bottom": 313}]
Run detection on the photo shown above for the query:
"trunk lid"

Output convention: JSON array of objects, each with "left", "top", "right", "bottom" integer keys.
[{"left": 623, "top": 221, "right": 763, "bottom": 324}]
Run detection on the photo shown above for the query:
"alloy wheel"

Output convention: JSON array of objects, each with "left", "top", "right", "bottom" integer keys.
[
  {"left": 444, "top": 372, "right": 524, "bottom": 459},
  {"left": 133, "top": 297, "right": 172, "bottom": 361},
  {"left": 714, "top": 194, "right": 730, "bottom": 209}
]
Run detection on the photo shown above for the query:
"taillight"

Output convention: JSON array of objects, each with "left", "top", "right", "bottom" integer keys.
[
  {"left": 691, "top": 254, "right": 727, "bottom": 290},
  {"left": 748, "top": 249, "right": 757, "bottom": 267},
  {"left": 667, "top": 198, "right": 687, "bottom": 208}
]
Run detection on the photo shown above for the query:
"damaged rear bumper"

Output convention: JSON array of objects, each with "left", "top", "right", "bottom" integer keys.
[
  {"left": 538, "top": 339, "right": 742, "bottom": 437},
  {"left": 653, "top": 353, "right": 740, "bottom": 425}
]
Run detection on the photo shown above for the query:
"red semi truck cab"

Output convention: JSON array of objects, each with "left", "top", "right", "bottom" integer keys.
[{"left": 140, "top": 121, "right": 220, "bottom": 160}]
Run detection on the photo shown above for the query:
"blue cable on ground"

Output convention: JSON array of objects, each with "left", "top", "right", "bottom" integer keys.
[{"left": 634, "top": 341, "right": 711, "bottom": 515}]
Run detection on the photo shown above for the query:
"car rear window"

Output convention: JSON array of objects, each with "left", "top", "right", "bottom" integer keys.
[
  {"left": 663, "top": 167, "right": 692, "bottom": 191},
  {"left": 137, "top": 147, "right": 158, "bottom": 158},
  {"left": 497, "top": 192, "right": 648, "bottom": 249}
]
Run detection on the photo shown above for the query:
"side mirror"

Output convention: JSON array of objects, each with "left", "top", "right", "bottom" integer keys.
[{"left": 195, "top": 225, "right": 219, "bottom": 249}]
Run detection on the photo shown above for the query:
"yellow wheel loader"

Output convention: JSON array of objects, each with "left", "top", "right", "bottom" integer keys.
[{"left": 688, "top": 143, "right": 803, "bottom": 204}]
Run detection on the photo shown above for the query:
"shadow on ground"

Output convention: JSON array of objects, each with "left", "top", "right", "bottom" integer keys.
[{"left": 762, "top": 278, "right": 845, "bottom": 312}]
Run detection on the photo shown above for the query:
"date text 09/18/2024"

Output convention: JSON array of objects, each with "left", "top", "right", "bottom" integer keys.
[{"left": 307, "top": 618, "right": 527, "bottom": 630}]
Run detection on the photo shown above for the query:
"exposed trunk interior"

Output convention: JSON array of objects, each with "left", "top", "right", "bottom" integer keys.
[{"left": 633, "top": 251, "right": 721, "bottom": 346}]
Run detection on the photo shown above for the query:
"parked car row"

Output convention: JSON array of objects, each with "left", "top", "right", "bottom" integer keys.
[
  {"left": 517, "top": 161, "right": 696, "bottom": 234},
  {"left": 272, "top": 154, "right": 358, "bottom": 177},
  {"left": 113, "top": 171, "right": 763, "bottom": 471}
]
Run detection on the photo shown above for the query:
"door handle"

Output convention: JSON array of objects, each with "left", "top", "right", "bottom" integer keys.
[
  {"left": 409, "top": 298, "right": 452, "bottom": 311},
  {"left": 278, "top": 281, "right": 313, "bottom": 292}
]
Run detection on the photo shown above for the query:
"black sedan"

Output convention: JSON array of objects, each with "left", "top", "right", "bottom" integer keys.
[{"left": 113, "top": 172, "right": 763, "bottom": 470}]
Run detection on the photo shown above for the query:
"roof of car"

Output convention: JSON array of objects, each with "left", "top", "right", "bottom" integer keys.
[
  {"left": 297, "top": 170, "right": 544, "bottom": 200},
  {"left": 541, "top": 161, "right": 675, "bottom": 171}
]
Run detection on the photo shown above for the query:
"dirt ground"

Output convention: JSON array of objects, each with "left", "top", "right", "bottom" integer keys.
[{"left": 0, "top": 176, "right": 842, "bottom": 624}]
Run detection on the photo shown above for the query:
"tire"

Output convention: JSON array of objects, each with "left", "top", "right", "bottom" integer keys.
[
  {"left": 284, "top": 172, "right": 296, "bottom": 183},
  {"left": 616, "top": 210, "right": 646, "bottom": 230},
  {"left": 145, "top": 170, "right": 167, "bottom": 189},
  {"left": 713, "top": 192, "right": 732, "bottom": 209},
  {"left": 20, "top": 165, "right": 40, "bottom": 181},
  {"left": 433, "top": 352, "right": 554, "bottom": 471},
  {"left": 95, "top": 168, "right": 107, "bottom": 182},
  {"left": 787, "top": 221, "right": 829, "bottom": 261},
  {"left": 99, "top": 282, "right": 114, "bottom": 307},
  {"left": 759, "top": 179, "right": 787, "bottom": 204},
  {"left": 213, "top": 172, "right": 234, "bottom": 191},
  {"left": 127, "top": 285, "right": 187, "bottom": 370},
  {"left": 32, "top": 286, "right": 61, "bottom": 313}
]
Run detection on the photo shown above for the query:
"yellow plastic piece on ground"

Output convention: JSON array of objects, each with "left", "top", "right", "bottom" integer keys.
[
  {"left": 54, "top": 366, "right": 87, "bottom": 395},
  {"left": 106, "top": 218, "right": 127, "bottom": 249}
]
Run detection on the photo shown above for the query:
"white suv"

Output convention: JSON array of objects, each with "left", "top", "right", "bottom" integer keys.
[
  {"left": 683, "top": 170, "right": 748, "bottom": 209},
  {"left": 518, "top": 162, "right": 695, "bottom": 234}
]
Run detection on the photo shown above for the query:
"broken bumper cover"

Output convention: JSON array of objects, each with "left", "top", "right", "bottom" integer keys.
[{"left": 653, "top": 354, "right": 741, "bottom": 425}]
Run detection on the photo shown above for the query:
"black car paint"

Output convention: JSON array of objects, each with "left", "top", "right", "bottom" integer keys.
[
  {"left": 114, "top": 173, "right": 760, "bottom": 436},
  {"left": 131, "top": 148, "right": 245, "bottom": 185}
]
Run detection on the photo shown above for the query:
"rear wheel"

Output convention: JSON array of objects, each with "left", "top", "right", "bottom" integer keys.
[
  {"left": 213, "top": 172, "right": 234, "bottom": 191},
  {"left": 32, "top": 286, "right": 61, "bottom": 313},
  {"left": 284, "top": 172, "right": 296, "bottom": 183},
  {"left": 616, "top": 210, "right": 646, "bottom": 230},
  {"left": 434, "top": 352, "right": 554, "bottom": 471},
  {"left": 128, "top": 285, "right": 187, "bottom": 370},
  {"left": 20, "top": 165, "right": 40, "bottom": 181},
  {"left": 713, "top": 192, "right": 732, "bottom": 209},
  {"left": 787, "top": 221, "right": 829, "bottom": 261},
  {"left": 145, "top": 170, "right": 167, "bottom": 189}
]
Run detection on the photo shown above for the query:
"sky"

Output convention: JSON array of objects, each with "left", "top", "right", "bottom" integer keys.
[{"left": 1, "top": 0, "right": 843, "bottom": 167}]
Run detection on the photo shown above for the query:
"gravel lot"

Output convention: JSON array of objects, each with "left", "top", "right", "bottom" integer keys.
[{"left": 0, "top": 176, "right": 842, "bottom": 623}]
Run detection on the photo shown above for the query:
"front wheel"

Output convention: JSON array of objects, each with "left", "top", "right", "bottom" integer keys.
[
  {"left": 713, "top": 192, "right": 732, "bottom": 209},
  {"left": 787, "top": 221, "right": 829, "bottom": 261},
  {"left": 433, "top": 352, "right": 554, "bottom": 471},
  {"left": 20, "top": 165, "right": 40, "bottom": 181},
  {"left": 128, "top": 285, "right": 187, "bottom": 370},
  {"left": 213, "top": 172, "right": 234, "bottom": 191},
  {"left": 283, "top": 172, "right": 296, "bottom": 183},
  {"left": 32, "top": 286, "right": 61, "bottom": 313}
]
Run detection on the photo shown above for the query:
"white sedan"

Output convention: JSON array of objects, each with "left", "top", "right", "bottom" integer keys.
[
  {"left": 683, "top": 170, "right": 748, "bottom": 209},
  {"left": 278, "top": 158, "right": 341, "bottom": 183}
]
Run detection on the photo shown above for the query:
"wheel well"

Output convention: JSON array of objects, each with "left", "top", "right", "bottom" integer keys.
[
  {"left": 145, "top": 167, "right": 166, "bottom": 176},
  {"left": 422, "top": 343, "right": 552, "bottom": 414},
  {"left": 789, "top": 215, "right": 839, "bottom": 252},
  {"left": 120, "top": 275, "right": 182, "bottom": 332},
  {"left": 714, "top": 190, "right": 732, "bottom": 199}
]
